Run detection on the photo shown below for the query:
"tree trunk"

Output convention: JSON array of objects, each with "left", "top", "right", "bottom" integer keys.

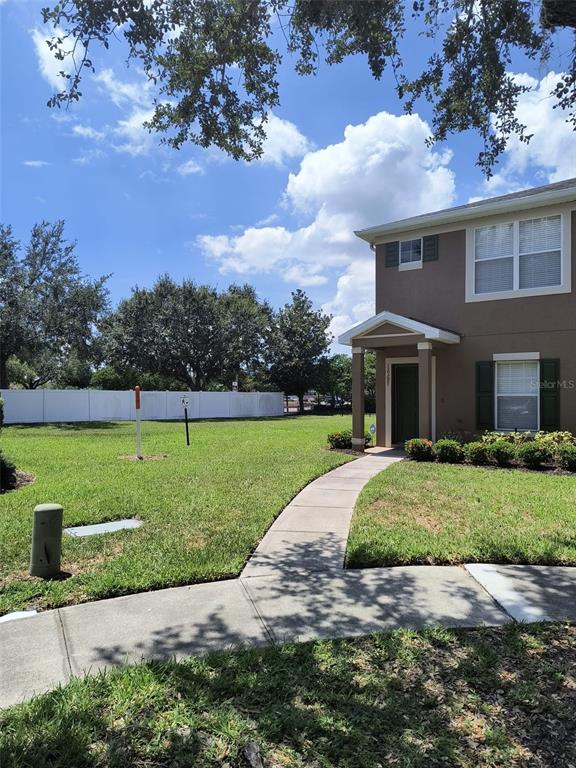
[
  {"left": 298, "top": 393, "right": 305, "bottom": 414},
  {"left": 0, "top": 357, "right": 7, "bottom": 389}
]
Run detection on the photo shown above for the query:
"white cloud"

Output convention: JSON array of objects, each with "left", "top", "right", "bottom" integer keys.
[
  {"left": 23, "top": 160, "right": 50, "bottom": 168},
  {"left": 256, "top": 213, "right": 279, "bottom": 226},
  {"left": 73, "top": 149, "right": 106, "bottom": 166},
  {"left": 258, "top": 113, "right": 311, "bottom": 166},
  {"left": 92, "top": 69, "right": 162, "bottom": 156},
  {"left": 112, "top": 107, "right": 156, "bottom": 156},
  {"left": 503, "top": 72, "right": 576, "bottom": 182},
  {"left": 198, "top": 110, "right": 455, "bottom": 306},
  {"left": 284, "top": 112, "right": 454, "bottom": 222},
  {"left": 322, "top": 258, "right": 376, "bottom": 342},
  {"left": 94, "top": 68, "right": 152, "bottom": 109},
  {"left": 472, "top": 71, "right": 576, "bottom": 200},
  {"left": 31, "top": 27, "right": 79, "bottom": 90},
  {"left": 72, "top": 124, "right": 105, "bottom": 141},
  {"left": 176, "top": 159, "right": 204, "bottom": 176}
]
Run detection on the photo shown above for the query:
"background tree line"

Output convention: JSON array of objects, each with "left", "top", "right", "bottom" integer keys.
[{"left": 1, "top": 221, "right": 372, "bottom": 413}]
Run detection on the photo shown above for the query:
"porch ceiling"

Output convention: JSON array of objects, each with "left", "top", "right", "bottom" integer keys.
[{"left": 338, "top": 309, "right": 460, "bottom": 348}]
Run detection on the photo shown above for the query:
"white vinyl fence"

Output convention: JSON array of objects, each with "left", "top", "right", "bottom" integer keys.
[{"left": 0, "top": 389, "right": 284, "bottom": 424}]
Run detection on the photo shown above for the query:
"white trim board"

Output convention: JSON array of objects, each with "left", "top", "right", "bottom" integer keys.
[
  {"left": 493, "top": 352, "right": 539, "bottom": 361},
  {"left": 356, "top": 184, "right": 576, "bottom": 243},
  {"left": 338, "top": 309, "right": 460, "bottom": 346}
]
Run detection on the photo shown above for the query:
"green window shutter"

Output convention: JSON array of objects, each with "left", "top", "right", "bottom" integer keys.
[
  {"left": 422, "top": 234, "right": 438, "bottom": 262},
  {"left": 384, "top": 241, "right": 399, "bottom": 267},
  {"left": 540, "top": 359, "right": 560, "bottom": 431},
  {"left": 476, "top": 361, "right": 494, "bottom": 431}
]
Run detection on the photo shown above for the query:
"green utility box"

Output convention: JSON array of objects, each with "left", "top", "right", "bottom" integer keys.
[{"left": 30, "top": 503, "right": 63, "bottom": 578}]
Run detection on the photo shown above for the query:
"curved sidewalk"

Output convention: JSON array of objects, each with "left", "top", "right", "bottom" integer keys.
[{"left": 3, "top": 448, "right": 576, "bottom": 709}]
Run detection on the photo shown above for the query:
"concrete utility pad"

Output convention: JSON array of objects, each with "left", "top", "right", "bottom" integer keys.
[
  {"left": 65, "top": 519, "right": 142, "bottom": 537},
  {"left": 242, "top": 566, "right": 509, "bottom": 644},
  {"left": 59, "top": 579, "right": 269, "bottom": 676},
  {"left": 465, "top": 564, "right": 576, "bottom": 623},
  {"left": 0, "top": 610, "right": 70, "bottom": 707}
]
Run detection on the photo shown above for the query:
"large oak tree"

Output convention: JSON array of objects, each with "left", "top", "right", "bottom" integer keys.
[{"left": 40, "top": 0, "right": 576, "bottom": 174}]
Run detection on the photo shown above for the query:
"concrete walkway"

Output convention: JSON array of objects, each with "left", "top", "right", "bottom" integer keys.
[{"left": 2, "top": 448, "right": 576, "bottom": 709}]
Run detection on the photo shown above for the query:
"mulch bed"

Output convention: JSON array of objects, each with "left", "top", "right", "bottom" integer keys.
[{"left": 1, "top": 470, "right": 36, "bottom": 493}]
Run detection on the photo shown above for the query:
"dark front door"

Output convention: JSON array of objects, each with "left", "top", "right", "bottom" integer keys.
[{"left": 392, "top": 363, "right": 419, "bottom": 444}]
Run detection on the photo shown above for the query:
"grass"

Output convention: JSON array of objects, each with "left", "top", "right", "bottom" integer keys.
[
  {"left": 0, "top": 416, "right": 356, "bottom": 614},
  {"left": 347, "top": 460, "right": 576, "bottom": 568},
  {"left": 1, "top": 622, "right": 575, "bottom": 767}
]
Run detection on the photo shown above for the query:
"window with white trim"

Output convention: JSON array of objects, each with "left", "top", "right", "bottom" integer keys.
[
  {"left": 495, "top": 360, "right": 539, "bottom": 431},
  {"left": 473, "top": 215, "right": 562, "bottom": 296},
  {"left": 400, "top": 238, "right": 422, "bottom": 265},
  {"left": 474, "top": 223, "right": 514, "bottom": 293},
  {"left": 519, "top": 216, "right": 561, "bottom": 289}
]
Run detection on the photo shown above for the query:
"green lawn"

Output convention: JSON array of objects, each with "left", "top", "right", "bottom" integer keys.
[
  {"left": 347, "top": 461, "right": 576, "bottom": 568},
  {"left": 2, "top": 622, "right": 575, "bottom": 767},
  {"left": 0, "top": 416, "right": 355, "bottom": 614}
]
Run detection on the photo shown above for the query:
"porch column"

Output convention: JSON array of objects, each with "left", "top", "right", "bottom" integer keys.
[
  {"left": 418, "top": 342, "right": 433, "bottom": 440},
  {"left": 375, "top": 350, "right": 386, "bottom": 447},
  {"left": 351, "top": 347, "right": 365, "bottom": 449}
]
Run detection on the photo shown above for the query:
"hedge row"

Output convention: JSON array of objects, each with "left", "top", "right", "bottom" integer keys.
[{"left": 405, "top": 431, "right": 576, "bottom": 471}]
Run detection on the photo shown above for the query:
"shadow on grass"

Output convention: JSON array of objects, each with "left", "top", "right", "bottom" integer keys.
[{"left": 3, "top": 622, "right": 575, "bottom": 767}]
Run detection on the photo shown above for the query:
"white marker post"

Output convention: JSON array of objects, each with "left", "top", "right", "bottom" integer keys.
[{"left": 134, "top": 385, "right": 143, "bottom": 459}]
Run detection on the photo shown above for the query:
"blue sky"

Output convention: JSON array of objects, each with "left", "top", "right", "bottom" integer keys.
[{"left": 1, "top": 0, "right": 575, "bottom": 346}]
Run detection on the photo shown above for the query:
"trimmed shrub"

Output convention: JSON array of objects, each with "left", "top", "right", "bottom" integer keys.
[
  {"left": 327, "top": 430, "right": 352, "bottom": 449},
  {"left": 327, "top": 430, "right": 371, "bottom": 450},
  {"left": 516, "top": 442, "right": 552, "bottom": 469},
  {"left": 557, "top": 444, "right": 576, "bottom": 472},
  {"left": 481, "top": 430, "right": 532, "bottom": 445},
  {"left": 404, "top": 438, "right": 434, "bottom": 461},
  {"left": 489, "top": 439, "right": 516, "bottom": 468},
  {"left": 0, "top": 451, "right": 17, "bottom": 491},
  {"left": 465, "top": 441, "right": 491, "bottom": 466},
  {"left": 534, "top": 431, "right": 575, "bottom": 458},
  {"left": 433, "top": 438, "right": 465, "bottom": 464}
]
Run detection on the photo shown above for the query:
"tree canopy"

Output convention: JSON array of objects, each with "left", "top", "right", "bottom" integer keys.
[
  {"left": 266, "top": 289, "right": 332, "bottom": 412},
  {"left": 0, "top": 221, "right": 109, "bottom": 389},
  {"left": 41, "top": 0, "right": 576, "bottom": 174},
  {"left": 102, "top": 276, "right": 273, "bottom": 391}
]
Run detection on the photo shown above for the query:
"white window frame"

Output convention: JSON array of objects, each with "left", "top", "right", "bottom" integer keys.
[
  {"left": 465, "top": 206, "right": 572, "bottom": 302},
  {"left": 494, "top": 357, "right": 540, "bottom": 433},
  {"left": 398, "top": 237, "right": 423, "bottom": 271}
]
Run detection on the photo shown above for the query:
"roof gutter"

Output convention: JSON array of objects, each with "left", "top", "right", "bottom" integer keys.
[{"left": 355, "top": 185, "right": 576, "bottom": 244}]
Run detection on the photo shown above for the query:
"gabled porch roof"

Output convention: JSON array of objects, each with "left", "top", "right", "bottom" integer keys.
[{"left": 338, "top": 310, "right": 460, "bottom": 347}]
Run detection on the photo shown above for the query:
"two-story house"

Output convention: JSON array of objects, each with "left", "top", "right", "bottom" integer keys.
[{"left": 339, "top": 178, "right": 576, "bottom": 448}]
